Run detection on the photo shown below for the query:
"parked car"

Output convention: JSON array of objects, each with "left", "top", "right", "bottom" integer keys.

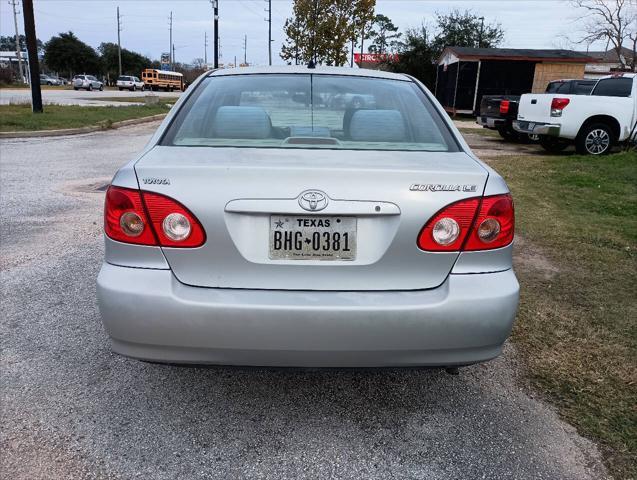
[
  {"left": 97, "top": 66, "right": 519, "bottom": 369},
  {"left": 514, "top": 73, "right": 637, "bottom": 154},
  {"left": 116, "top": 75, "right": 145, "bottom": 91},
  {"left": 73, "top": 74, "right": 104, "bottom": 91},
  {"left": 40, "top": 74, "right": 61, "bottom": 86},
  {"left": 477, "top": 79, "right": 596, "bottom": 142}
]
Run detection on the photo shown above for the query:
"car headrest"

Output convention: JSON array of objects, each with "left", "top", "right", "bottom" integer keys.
[
  {"left": 213, "top": 106, "right": 272, "bottom": 139},
  {"left": 349, "top": 109, "right": 406, "bottom": 143}
]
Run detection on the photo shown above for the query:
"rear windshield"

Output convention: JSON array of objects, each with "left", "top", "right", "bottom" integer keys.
[
  {"left": 592, "top": 77, "right": 634, "bottom": 97},
  {"left": 162, "top": 74, "right": 459, "bottom": 152},
  {"left": 118, "top": 76, "right": 132, "bottom": 81}
]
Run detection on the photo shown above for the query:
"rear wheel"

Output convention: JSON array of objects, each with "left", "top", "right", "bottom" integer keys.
[
  {"left": 576, "top": 123, "right": 613, "bottom": 155},
  {"left": 99, "top": 84, "right": 103, "bottom": 91},
  {"left": 539, "top": 135, "right": 569, "bottom": 153},
  {"left": 73, "top": 87, "right": 79, "bottom": 91},
  {"left": 132, "top": 85, "right": 137, "bottom": 92},
  {"left": 119, "top": 87, "right": 123, "bottom": 91},
  {"left": 88, "top": 84, "right": 93, "bottom": 91},
  {"left": 527, "top": 133, "right": 540, "bottom": 143}
]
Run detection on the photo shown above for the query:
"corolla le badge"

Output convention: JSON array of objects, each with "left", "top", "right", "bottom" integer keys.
[
  {"left": 410, "top": 184, "right": 477, "bottom": 193},
  {"left": 299, "top": 190, "right": 328, "bottom": 211}
]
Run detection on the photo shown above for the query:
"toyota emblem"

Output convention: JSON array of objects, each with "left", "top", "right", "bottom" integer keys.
[{"left": 298, "top": 190, "right": 328, "bottom": 211}]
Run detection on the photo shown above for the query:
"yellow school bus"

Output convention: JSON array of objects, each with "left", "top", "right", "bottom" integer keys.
[{"left": 141, "top": 69, "right": 184, "bottom": 92}]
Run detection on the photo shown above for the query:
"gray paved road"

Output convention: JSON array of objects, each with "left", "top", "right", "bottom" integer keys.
[
  {"left": 0, "top": 88, "right": 180, "bottom": 106},
  {"left": 0, "top": 124, "right": 608, "bottom": 479}
]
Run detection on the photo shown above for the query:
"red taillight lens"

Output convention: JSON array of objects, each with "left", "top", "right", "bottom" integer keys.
[
  {"left": 417, "top": 198, "right": 480, "bottom": 251},
  {"left": 104, "top": 186, "right": 157, "bottom": 245},
  {"left": 417, "top": 194, "right": 514, "bottom": 252},
  {"left": 142, "top": 191, "right": 206, "bottom": 248},
  {"left": 499, "top": 100, "right": 510, "bottom": 114},
  {"left": 550, "top": 97, "right": 570, "bottom": 110},
  {"left": 104, "top": 186, "right": 206, "bottom": 248},
  {"left": 464, "top": 194, "right": 514, "bottom": 251}
]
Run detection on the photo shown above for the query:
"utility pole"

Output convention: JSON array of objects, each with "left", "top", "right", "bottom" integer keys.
[
  {"left": 478, "top": 16, "right": 484, "bottom": 48},
  {"left": 168, "top": 11, "right": 173, "bottom": 68},
  {"left": 117, "top": 6, "right": 122, "bottom": 76},
  {"left": 243, "top": 34, "right": 247, "bottom": 65},
  {"left": 22, "top": 0, "right": 41, "bottom": 112},
  {"left": 172, "top": 44, "right": 176, "bottom": 66},
  {"left": 9, "top": 0, "right": 25, "bottom": 83},
  {"left": 204, "top": 31, "right": 208, "bottom": 65},
  {"left": 266, "top": 0, "right": 272, "bottom": 65},
  {"left": 211, "top": 1, "right": 219, "bottom": 69}
]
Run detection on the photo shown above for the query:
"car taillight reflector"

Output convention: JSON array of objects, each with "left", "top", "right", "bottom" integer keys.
[
  {"left": 104, "top": 186, "right": 206, "bottom": 248},
  {"left": 550, "top": 97, "right": 570, "bottom": 117},
  {"left": 417, "top": 194, "right": 514, "bottom": 252},
  {"left": 499, "top": 100, "right": 510, "bottom": 114}
]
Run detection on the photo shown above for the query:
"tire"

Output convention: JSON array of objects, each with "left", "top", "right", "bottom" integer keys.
[
  {"left": 575, "top": 122, "right": 614, "bottom": 155},
  {"left": 132, "top": 86, "right": 136, "bottom": 92},
  {"left": 497, "top": 125, "right": 520, "bottom": 142},
  {"left": 539, "top": 135, "right": 569, "bottom": 153},
  {"left": 527, "top": 134, "right": 540, "bottom": 143},
  {"left": 88, "top": 84, "right": 93, "bottom": 91},
  {"left": 99, "top": 85, "right": 103, "bottom": 91},
  {"left": 47, "top": 81, "right": 52, "bottom": 86},
  {"left": 141, "top": 85, "right": 145, "bottom": 92},
  {"left": 119, "top": 87, "right": 123, "bottom": 91},
  {"left": 73, "top": 87, "right": 79, "bottom": 91}
]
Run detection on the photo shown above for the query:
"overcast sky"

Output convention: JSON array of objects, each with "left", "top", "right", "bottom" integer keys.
[{"left": 0, "top": 0, "right": 607, "bottom": 67}]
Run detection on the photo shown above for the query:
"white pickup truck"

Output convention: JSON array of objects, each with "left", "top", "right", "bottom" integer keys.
[{"left": 514, "top": 74, "right": 637, "bottom": 154}]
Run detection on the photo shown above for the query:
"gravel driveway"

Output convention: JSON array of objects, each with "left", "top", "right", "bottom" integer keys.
[{"left": 0, "top": 124, "right": 608, "bottom": 479}]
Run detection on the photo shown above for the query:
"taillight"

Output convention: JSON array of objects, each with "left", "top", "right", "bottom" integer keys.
[
  {"left": 550, "top": 97, "right": 570, "bottom": 117},
  {"left": 417, "top": 194, "right": 514, "bottom": 252},
  {"left": 104, "top": 186, "right": 206, "bottom": 248},
  {"left": 499, "top": 100, "right": 510, "bottom": 114},
  {"left": 417, "top": 198, "right": 480, "bottom": 251},
  {"left": 104, "top": 186, "right": 156, "bottom": 245},
  {"left": 142, "top": 191, "right": 206, "bottom": 247},
  {"left": 463, "top": 194, "right": 514, "bottom": 251}
]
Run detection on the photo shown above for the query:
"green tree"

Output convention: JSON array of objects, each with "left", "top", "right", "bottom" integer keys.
[
  {"left": 431, "top": 9, "right": 504, "bottom": 54},
  {"left": 367, "top": 14, "right": 401, "bottom": 54},
  {"left": 43, "top": 32, "right": 100, "bottom": 78},
  {"left": 0, "top": 35, "right": 43, "bottom": 53},
  {"left": 385, "top": 26, "right": 437, "bottom": 87},
  {"left": 98, "top": 42, "right": 152, "bottom": 80},
  {"left": 281, "top": 0, "right": 375, "bottom": 66}
]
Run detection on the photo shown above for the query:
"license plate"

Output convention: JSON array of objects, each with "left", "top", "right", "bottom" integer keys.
[{"left": 269, "top": 215, "right": 356, "bottom": 260}]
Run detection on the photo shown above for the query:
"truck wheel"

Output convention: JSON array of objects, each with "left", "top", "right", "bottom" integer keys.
[
  {"left": 576, "top": 123, "right": 613, "bottom": 155},
  {"left": 539, "top": 135, "right": 569, "bottom": 153},
  {"left": 497, "top": 126, "right": 520, "bottom": 142}
]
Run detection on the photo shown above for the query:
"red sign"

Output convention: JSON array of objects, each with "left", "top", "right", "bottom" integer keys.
[{"left": 354, "top": 53, "right": 399, "bottom": 64}]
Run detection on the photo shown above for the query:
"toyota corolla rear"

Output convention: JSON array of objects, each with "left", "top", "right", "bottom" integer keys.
[{"left": 97, "top": 67, "right": 519, "bottom": 367}]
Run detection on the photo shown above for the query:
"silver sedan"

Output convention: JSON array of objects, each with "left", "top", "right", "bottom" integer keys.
[{"left": 97, "top": 66, "right": 519, "bottom": 368}]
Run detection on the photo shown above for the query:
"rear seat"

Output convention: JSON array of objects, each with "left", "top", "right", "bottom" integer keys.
[
  {"left": 349, "top": 110, "right": 406, "bottom": 143},
  {"left": 213, "top": 106, "right": 272, "bottom": 139}
]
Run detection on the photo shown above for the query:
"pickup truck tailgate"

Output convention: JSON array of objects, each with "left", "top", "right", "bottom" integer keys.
[{"left": 517, "top": 94, "right": 556, "bottom": 123}]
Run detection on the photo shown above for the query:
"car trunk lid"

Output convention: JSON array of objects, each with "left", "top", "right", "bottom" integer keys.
[{"left": 135, "top": 147, "right": 488, "bottom": 291}]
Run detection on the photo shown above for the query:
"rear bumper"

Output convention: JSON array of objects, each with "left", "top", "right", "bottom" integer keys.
[
  {"left": 97, "top": 263, "right": 520, "bottom": 367},
  {"left": 513, "top": 120, "right": 561, "bottom": 136},
  {"left": 477, "top": 116, "right": 507, "bottom": 129}
]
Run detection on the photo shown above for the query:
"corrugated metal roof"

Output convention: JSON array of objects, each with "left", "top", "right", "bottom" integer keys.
[{"left": 443, "top": 47, "right": 595, "bottom": 61}]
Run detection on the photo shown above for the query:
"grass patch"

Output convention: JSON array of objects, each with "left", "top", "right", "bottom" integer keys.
[
  {"left": 458, "top": 127, "right": 501, "bottom": 138},
  {"left": 484, "top": 151, "right": 637, "bottom": 478},
  {"left": 0, "top": 103, "right": 170, "bottom": 132}
]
